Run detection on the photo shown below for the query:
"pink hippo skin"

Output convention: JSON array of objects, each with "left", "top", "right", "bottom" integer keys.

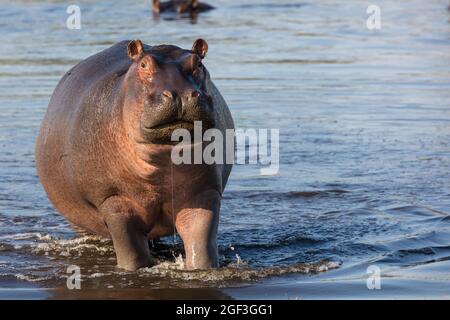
[{"left": 35, "top": 39, "right": 234, "bottom": 271}]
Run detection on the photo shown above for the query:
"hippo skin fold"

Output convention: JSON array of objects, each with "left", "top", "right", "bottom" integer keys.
[{"left": 35, "top": 39, "right": 234, "bottom": 271}]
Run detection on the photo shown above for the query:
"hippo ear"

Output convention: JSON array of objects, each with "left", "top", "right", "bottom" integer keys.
[
  {"left": 192, "top": 39, "right": 208, "bottom": 59},
  {"left": 127, "top": 40, "right": 144, "bottom": 61}
]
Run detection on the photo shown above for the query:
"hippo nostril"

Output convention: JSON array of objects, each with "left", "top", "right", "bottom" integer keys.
[
  {"left": 190, "top": 90, "right": 201, "bottom": 99},
  {"left": 162, "top": 90, "right": 174, "bottom": 99}
]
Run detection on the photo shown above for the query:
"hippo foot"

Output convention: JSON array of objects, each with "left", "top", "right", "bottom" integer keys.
[
  {"left": 175, "top": 189, "right": 220, "bottom": 270},
  {"left": 101, "top": 198, "right": 155, "bottom": 271}
]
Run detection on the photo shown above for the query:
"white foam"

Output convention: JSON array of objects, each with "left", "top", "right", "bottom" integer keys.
[
  {"left": 88, "top": 272, "right": 110, "bottom": 278},
  {"left": 137, "top": 260, "right": 341, "bottom": 282},
  {"left": 14, "top": 274, "right": 50, "bottom": 282},
  {"left": 0, "top": 232, "right": 53, "bottom": 241},
  {"left": 29, "top": 235, "right": 114, "bottom": 257}
]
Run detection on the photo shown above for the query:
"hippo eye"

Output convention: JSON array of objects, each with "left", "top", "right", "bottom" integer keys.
[
  {"left": 141, "top": 62, "right": 146, "bottom": 69},
  {"left": 193, "top": 61, "right": 203, "bottom": 74}
]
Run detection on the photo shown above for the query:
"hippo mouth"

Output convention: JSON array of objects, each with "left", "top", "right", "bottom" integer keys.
[
  {"left": 140, "top": 120, "right": 197, "bottom": 145},
  {"left": 140, "top": 114, "right": 215, "bottom": 145},
  {"left": 147, "top": 120, "right": 194, "bottom": 131}
]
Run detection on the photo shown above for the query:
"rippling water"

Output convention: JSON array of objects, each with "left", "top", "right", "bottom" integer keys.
[{"left": 1, "top": 0, "right": 450, "bottom": 299}]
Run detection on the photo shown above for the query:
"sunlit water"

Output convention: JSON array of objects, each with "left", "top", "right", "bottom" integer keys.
[{"left": 1, "top": 0, "right": 450, "bottom": 299}]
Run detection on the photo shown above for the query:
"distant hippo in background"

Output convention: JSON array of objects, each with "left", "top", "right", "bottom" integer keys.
[
  {"left": 152, "top": 0, "right": 214, "bottom": 14},
  {"left": 35, "top": 39, "right": 234, "bottom": 271}
]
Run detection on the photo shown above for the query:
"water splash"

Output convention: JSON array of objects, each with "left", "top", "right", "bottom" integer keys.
[
  {"left": 3, "top": 233, "right": 340, "bottom": 287},
  {"left": 138, "top": 258, "right": 340, "bottom": 283}
]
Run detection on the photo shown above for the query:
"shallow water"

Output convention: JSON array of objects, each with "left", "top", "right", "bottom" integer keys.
[{"left": 1, "top": 0, "right": 450, "bottom": 299}]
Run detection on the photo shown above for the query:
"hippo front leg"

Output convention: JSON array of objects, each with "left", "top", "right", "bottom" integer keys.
[
  {"left": 175, "top": 190, "right": 221, "bottom": 269},
  {"left": 100, "top": 197, "right": 154, "bottom": 271}
]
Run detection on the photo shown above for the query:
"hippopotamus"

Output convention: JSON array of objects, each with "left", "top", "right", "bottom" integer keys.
[
  {"left": 35, "top": 39, "right": 234, "bottom": 271},
  {"left": 152, "top": 0, "right": 214, "bottom": 14}
]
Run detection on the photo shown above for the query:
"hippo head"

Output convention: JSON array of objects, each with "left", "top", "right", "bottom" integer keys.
[
  {"left": 124, "top": 39, "right": 215, "bottom": 144},
  {"left": 152, "top": 0, "right": 200, "bottom": 14}
]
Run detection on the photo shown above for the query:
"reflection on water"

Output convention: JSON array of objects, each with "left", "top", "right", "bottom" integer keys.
[{"left": 0, "top": 0, "right": 450, "bottom": 299}]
